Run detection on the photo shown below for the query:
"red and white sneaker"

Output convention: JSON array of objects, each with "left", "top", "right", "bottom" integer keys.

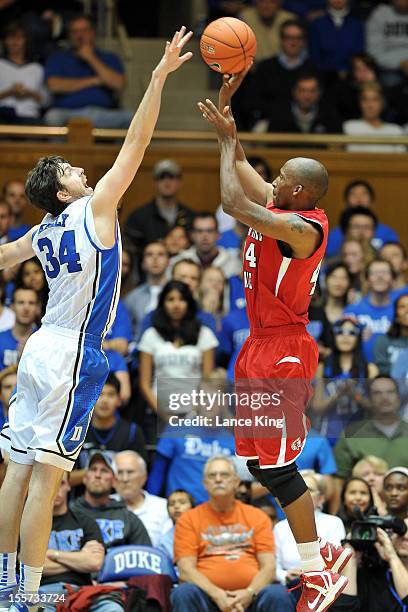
[
  {"left": 295, "top": 570, "right": 348, "bottom": 612},
  {"left": 319, "top": 539, "right": 353, "bottom": 574}
]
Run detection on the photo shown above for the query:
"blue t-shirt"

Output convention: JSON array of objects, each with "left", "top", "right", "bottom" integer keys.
[
  {"left": 344, "top": 296, "right": 395, "bottom": 361},
  {"left": 105, "top": 349, "right": 127, "bottom": 373},
  {"left": 218, "top": 309, "right": 250, "bottom": 382},
  {"left": 106, "top": 299, "right": 132, "bottom": 342},
  {"left": 0, "top": 329, "right": 19, "bottom": 370},
  {"left": 44, "top": 48, "right": 124, "bottom": 109},
  {"left": 229, "top": 275, "right": 246, "bottom": 311},
  {"left": 326, "top": 223, "right": 399, "bottom": 258},
  {"left": 8, "top": 224, "right": 31, "bottom": 241},
  {"left": 218, "top": 229, "right": 240, "bottom": 250},
  {"left": 156, "top": 426, "right": 236, "bottom": 504}
]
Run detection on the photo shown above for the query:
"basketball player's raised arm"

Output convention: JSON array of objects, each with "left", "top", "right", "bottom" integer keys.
[
  {"left": 198, "top": 101, "right": 320, "bottom": 258},
  {"left": 217, "top": 70, "right": 273, "bottom": 206},
  {"left": 92, "top": 27, "right": 193, "bottom": 217},
  {"left": 0, "top": 226, "right": 38, "bottom": 270}
]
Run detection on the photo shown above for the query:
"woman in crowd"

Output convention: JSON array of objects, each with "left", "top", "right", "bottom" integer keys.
[
  {"left": 138, "top": 280, "right": 218, "bottom": 415},
  {"left": 352, "top": 455, "right": 389, "bottom": 516},
  {"left": 14, "top": 256, "right": 48, "bottom": 319},
  {"left": 335, "top": 53, "right": 381, "bottom": 121},
  {"left": 311, "top": 317, "right": 378, "bottom": 444},
  {"left": 198, "top": 266, "right": 227, "bottom": 331},
  {"left": 340, "top": 238, "right": 373, "bottom": 302},
  {"left": 337, "top": 476, "right": 375, "bottom": 531},
  {"left": 164, "top": 224, "right": 190, "bottom": 257},
  {"left": 322, "top": 261, "right": 352, "bottom": 324},
  {"left": 374, "top": 293, "right": 408, "bottom": 375}
]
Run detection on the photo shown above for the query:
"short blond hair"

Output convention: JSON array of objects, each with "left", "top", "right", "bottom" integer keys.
[{"left": 352, "top": 455, "right": 389, "bottom": 477}]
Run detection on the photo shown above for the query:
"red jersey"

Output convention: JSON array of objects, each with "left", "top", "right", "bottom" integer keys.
[{"left": 243, "top": 204, "right": 328, "bottom": 331}]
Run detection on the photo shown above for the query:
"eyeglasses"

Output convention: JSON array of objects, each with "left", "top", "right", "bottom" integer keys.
[
  {"left": 333, "top": 327, "right": 359, "bottom": 336},
  {"left": 206, "top": 471, "right": 234, "bottom": 481}
]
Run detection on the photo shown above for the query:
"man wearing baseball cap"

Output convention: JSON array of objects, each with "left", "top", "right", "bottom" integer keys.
[
  {"left": 70, "top": 451, "right": 151, "bottom": 550},
  {"left": 124, "top": 158, "right": 195, "bottom": 253}
]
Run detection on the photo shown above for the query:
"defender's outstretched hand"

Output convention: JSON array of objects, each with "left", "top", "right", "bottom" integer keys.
[
  {"left": 156, "top": 26, "right": 193, "bottom": 75},
  {"left": 219, "top": 62, "right": 253, "bottom": 109},
  {"left": 198, "top": 99, "right": 237, "bottom": 141}
]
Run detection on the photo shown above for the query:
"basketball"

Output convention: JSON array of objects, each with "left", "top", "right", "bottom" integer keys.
[{"left": 200, "top": 17, "right": 257, "bottom": 74}]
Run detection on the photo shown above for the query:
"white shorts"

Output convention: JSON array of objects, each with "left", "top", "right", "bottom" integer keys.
[{"left": 0, "top": 324, "right": 109, "bottom": 471}]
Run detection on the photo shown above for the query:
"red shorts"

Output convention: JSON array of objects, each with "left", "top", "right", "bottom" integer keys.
[{"left": 234, "top": 324, "right": 318, "bottom": 468}]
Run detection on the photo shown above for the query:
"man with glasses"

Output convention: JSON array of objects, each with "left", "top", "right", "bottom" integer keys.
[
  {"left": 334, "top": 376, "right": 408, "bottom": 481},
  {"left": 124, "top": 159, "right": 195, "bottom": 253},
  {"left": 171, "top": 212, "right": 241, "bottom": 279},
  {"left": 171, "top": 455, "right": 278, "bottom": 611}
]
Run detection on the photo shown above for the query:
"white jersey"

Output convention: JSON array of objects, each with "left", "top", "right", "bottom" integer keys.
[{"left": 32, "top": 195, "right": 121, "bottom": 339}]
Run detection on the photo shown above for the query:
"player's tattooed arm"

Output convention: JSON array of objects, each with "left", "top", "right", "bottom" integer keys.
[{"left": 0, "top": 225, "right": 37, "bottom": 270}]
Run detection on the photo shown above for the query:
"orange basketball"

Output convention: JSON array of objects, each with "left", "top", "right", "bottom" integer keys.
[{"left": 200, "top": 17, "right": 257, "bottom": 74}]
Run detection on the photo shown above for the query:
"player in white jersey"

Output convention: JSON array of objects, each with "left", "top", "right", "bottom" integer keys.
[{"left": 0, "top": 27, "right": 192, "bottom": 612}]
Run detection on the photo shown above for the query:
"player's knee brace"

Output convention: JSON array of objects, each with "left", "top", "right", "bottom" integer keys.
[
  {"left": 246, "top": 459, "right": 278, "bottom": 496},
  {"left": 248, "top": 461, "right": 307, "bottom": 507}
]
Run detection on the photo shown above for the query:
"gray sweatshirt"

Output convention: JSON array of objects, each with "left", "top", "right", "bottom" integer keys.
[{"left": 367, "top": 4, "right": 408, "bottom": 69}]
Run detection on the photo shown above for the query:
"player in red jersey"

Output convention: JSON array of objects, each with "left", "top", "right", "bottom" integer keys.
[{"left": 198, "top": 74, "right": 352, "bottom": 612}]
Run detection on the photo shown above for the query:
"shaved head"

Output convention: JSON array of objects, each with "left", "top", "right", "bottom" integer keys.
[{"left": 283, "top": 157, "right": 329, "bottom": 204}]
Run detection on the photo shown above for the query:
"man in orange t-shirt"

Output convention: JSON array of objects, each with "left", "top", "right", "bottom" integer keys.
[{"left": 172, "top": 455, "right": 277, "bottom": 611}]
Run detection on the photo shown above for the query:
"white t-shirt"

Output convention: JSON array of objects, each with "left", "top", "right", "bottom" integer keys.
[
  {"left": 138, "top": 325, "right": 218, "bottom": 381},
  {"left": 343, "top": 120, "right": 406, "bottom": 152},
  {"left": 0, "top": 59, "right": 48, "bottom": 118},
  {"left": 130, "top": 491, "right": 172, "bottom": 547},
  {"left": 273, "top": 510, "right": 346, "bottom": 584}
]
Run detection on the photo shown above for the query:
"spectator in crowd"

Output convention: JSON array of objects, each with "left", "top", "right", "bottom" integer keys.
[
  {"left": 146, "top": 374, "right": 236, "bottom": 504},
  {"left": 39, "top": 472, "right": 122, "bottom": 612},
  {"left": 367, "top": 0, "right": 408, "bottom": 87},
  {"left": 383, "top": 466, "right": 408, "bottom": 519},
  {"left": 0, "top": 20, "right": 48, "bottom": 125},
  {"left": 335, "top": 53, "right": 381, "bottom": 121},
  {"left": 0, "top": 364, "right": 17, "bottom": 433},
  {"left": 198, "top": 266, "right": 227, "bottom": 329},
  {"left": 322, "top": 261, "right": 352, "bottom": 324},
  {"left": 14, "top": 256, "right": 49, "bottom": 319},
  {"left": 124, "top": 159, "right": 194, "bottom": 255},
  {"left": 138, "top": 281, "right": 218, "bottom": 416},
  {"left": 172, "top": 212, "right": 241, "bottom": 279},
  {"left": 337, "top": 476, "right": 375, "bottom": 530},
  {"left": 0, "top": 201, "right": 12, "bottom": 247},
  {"left": 309, "top": 0, "right": 364, "bottom": 85},
  {"left": 340, "top": 238, "right": 372, "bottom": 303},
  {"left": 283, "top": 0, "right": 326, "bottom": 20},
  {"left": 0, "top": 279, "right": 15, "bottom": 332},
  {"left": 334, "top": 376, "right": 408, "bottom": 480},
  {"left": 374, "top": 293, "right": 408, "bottom": 375},
  {"left": 163, "top": 224, "right": 190, "bottom": 257},
  {"left": 266, "top": 73, "right": 342, "bottom": 134},
  {"left": 206, "top": 0, "right": 250, "bottom": 22},
  {"left": 241, "top": 0, "right": 295, "bottom": 62},
  {"left": 311, "top": 316, "right": 378, "bottom": 445},
  {"left": 114, "top": 450, "right": 171, "bottom": 547},
  {"left": 2, "top": 178, "right": 31, "bottom": 241},
  {"left": 352, "top": 455, "right": 389, "bottom": 516},
  {"left": 124, "top": 241, "right": 169, "bottom": 339},
  {"left": 251, "top": 19, "right": 315, "bottom": 122},
  {"left": 354, "top": 520, "right": 408, "bottom": 612},
  {"left": 0, "top": 287, "right": 39, "bottom": 370},
  {"left": 343, "top": 83, "right": 406, "bottom": 152},
  {"left": 344, "top": 258, "right": 396, "bottom": 361},
  {"left": 44, "top": 13, "right": 132, "bottom": 129},
  {"left": 119, "top": 242, "right": 137, "bottom": 299},
  {"left": 71, "top": 451, "right": 151, "bottom": 548},
  {"left": 70, "top": 374, "right": 145, "bottom": 490},
  {"left": 171, "top": 455, "right": 277, "bottom": 611},
  {"left": 327, "top": 180, "right": 399, "bottom": 257},
  {"left": 158, "top": 489, "right": 194, "bottom": 560},
  {"left": 268, "top": 472, "right": 346, "bottom": 609},
  {"left": 340, "top": 204, "right": 379, "bottom": 257},
  {"left": 380, "top": 242, "right": 408, "bottom": 291}
]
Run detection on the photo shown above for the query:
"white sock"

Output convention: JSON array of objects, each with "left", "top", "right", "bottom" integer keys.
[
  {"left": 18, "top": 563, "right": 43, "bottom": 596},
  {"left": 0, "top": 552, "right": 17, "bottom": 588},
  {"left": 297, "top": 540, "right": 325, "bottom": 573}
]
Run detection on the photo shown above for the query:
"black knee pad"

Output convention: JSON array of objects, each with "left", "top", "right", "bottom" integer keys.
[
  {"left": 246, "top": 459, "right": 279, "bottom": 497},
  {"left": 258, "top": 462, "right": 307, "bottom": 507}
]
